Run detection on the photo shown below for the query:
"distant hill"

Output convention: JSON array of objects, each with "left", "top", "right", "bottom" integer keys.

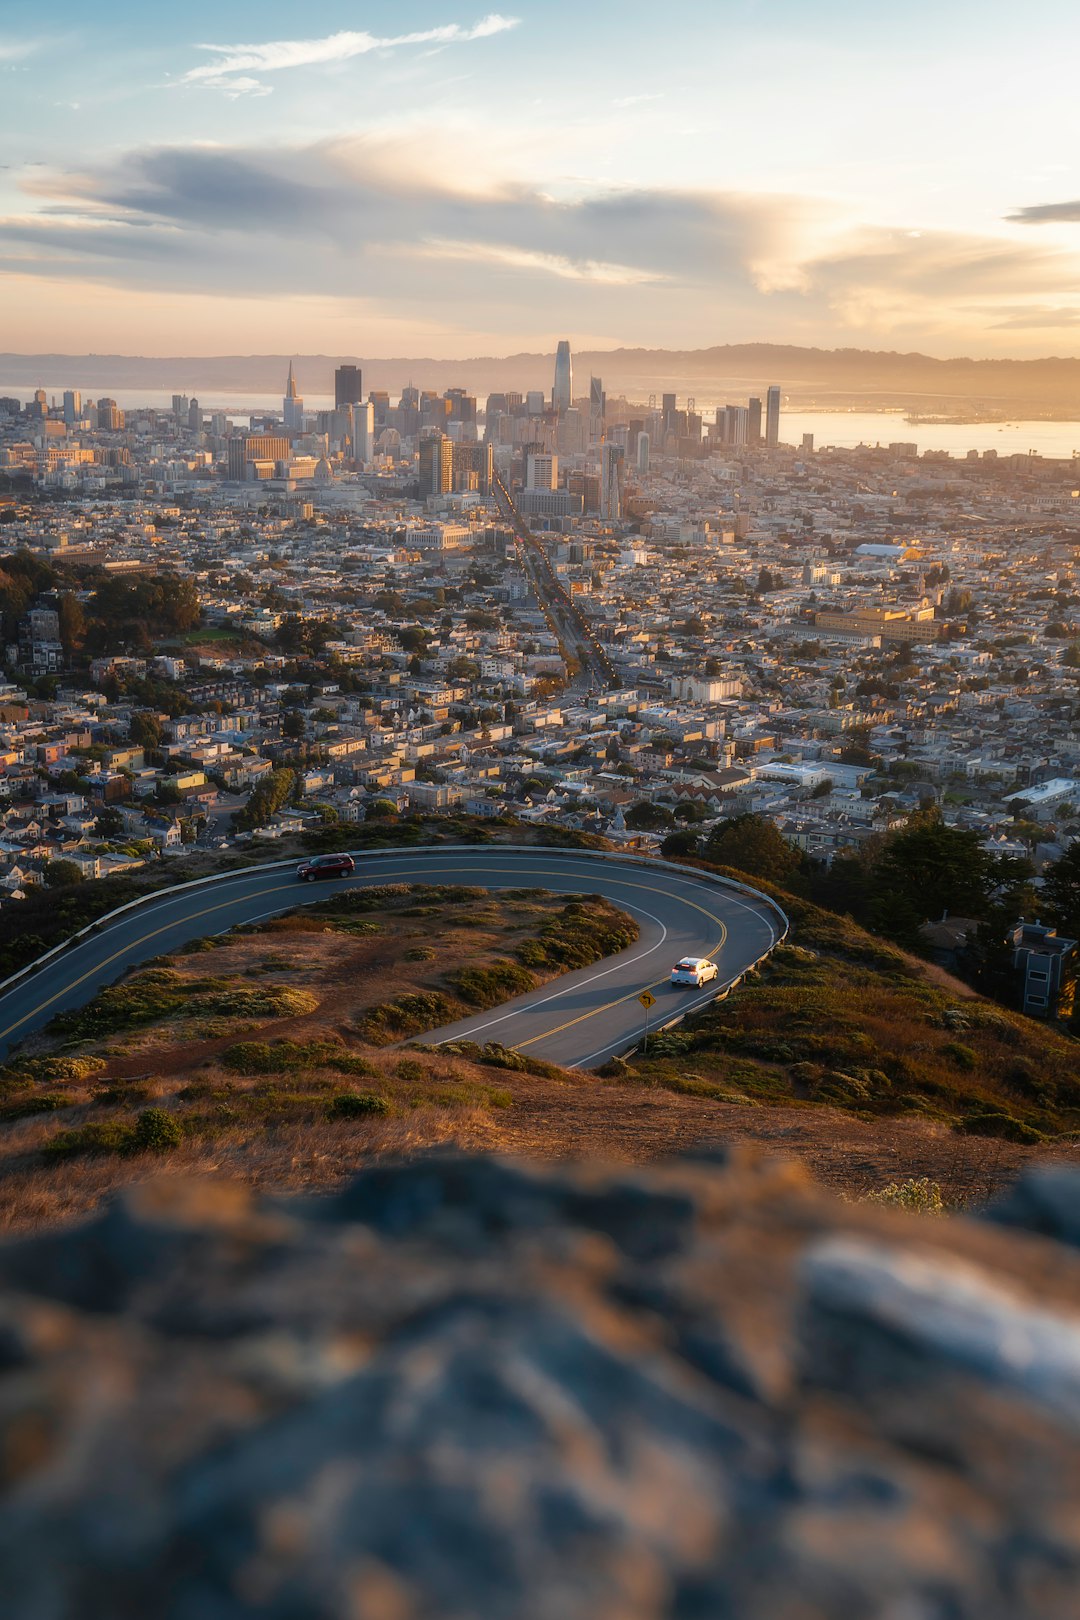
[{"left": 3, "top": 343, "right": 1080, "bottom": 413}]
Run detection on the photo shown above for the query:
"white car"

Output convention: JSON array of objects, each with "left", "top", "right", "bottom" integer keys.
[{"left": 670, "top": 957, "right": 719, "bottom": 988}]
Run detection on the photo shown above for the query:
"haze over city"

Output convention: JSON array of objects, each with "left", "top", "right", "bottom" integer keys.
[{"left": 3, "top": 0, "right": 1080, "bottom": 358}]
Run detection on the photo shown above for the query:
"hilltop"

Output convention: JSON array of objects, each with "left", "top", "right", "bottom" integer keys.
[
  {"left": 4, "top": 343, "right": 1080, "bottom": 413},
  {"left": 0, "top": 864, "right": 1076, "bottom": 1234}
]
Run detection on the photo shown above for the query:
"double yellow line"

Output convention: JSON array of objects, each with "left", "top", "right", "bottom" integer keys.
[{"left": 0, "top": 863, "right": 729, "bottom": 1059}]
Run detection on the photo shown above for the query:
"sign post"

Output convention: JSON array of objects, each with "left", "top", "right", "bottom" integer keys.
[{"left": 638, "top": 988, "right": 656, "bottom": 1054}]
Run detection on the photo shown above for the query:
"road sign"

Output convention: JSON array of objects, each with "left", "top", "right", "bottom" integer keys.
[{"left": 638, "top": 990, "right": 656, "bottom": 1010}]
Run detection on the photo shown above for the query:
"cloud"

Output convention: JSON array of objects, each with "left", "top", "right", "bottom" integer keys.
[
  {"left": 0, "top": 38, "right": 39, "bottom": 64},
  {"left": 1009, "top": 201, "right": 1080, "bottom": 225},
  {"left": 6, "top": 137, "right": 1080, "bottom": 352},
  {"left": 182, "top": 14, "right": 520, "bottom": 96}
]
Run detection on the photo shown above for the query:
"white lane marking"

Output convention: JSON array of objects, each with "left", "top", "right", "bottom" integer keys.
[
  {"left": 574, "top": 928, "right": 779, "bottom": 1069},
  {"left": 431, "top": 903, "right": 671, "bottom": 1044}
]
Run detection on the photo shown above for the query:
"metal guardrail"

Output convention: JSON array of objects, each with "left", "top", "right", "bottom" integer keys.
[{"left": 0, "top": 845, "right": 791, "bottom": 1049}]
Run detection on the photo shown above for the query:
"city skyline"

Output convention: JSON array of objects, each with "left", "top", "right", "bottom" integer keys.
[{"left": 3, "top": 1, "right": 1080, "bottom": 358}]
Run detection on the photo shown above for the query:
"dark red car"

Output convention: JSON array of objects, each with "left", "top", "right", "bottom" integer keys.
[{"left": 296, "top": 853, "right": 356, "bottom": 882}]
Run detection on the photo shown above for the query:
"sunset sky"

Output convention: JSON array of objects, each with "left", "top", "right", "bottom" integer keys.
[{"left": 3, "top": 0, "right": 1080, "bottom": 358}]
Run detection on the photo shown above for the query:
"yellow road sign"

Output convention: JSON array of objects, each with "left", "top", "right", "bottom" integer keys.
[{"left": 638, "top": 990, "right": 656, "bottom": 1010}]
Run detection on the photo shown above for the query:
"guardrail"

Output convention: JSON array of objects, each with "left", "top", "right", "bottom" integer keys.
[{"left": 0, "top": 845, "right": 791, "bottom": 1053}]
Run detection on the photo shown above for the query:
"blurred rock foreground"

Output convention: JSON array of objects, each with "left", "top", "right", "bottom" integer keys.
[{"left": 2, "top": 1151, "right": 1080, "bottom": 1619}]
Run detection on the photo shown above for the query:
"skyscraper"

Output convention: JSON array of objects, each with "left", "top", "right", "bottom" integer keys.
[
  {"left": 351, "top": 401, "right": 375, "bottom": 463},
  {"left": 62, "top": 390, "right": 80, "bottom": 427},
  {"left": 589, "top": 376, "right": 605, "bottom": 440},
  {"left": 283, "top": 362, "right": 304, "bottom": 433},
  {"left": 748, "top": 397, "right": 762, "bottom": 446},
  {"left": 600, "top": 442, "right": 624, "bottom": 521},
  {"left": 335, "top": 365, "right": 362, "bottom": 408},
  {"left": 418, "top": 433, "right": 454, "bottom": 498},
  {"left": 636, "top": 431, "right": 650, "bottom": 476},
  {"left": 765, "top": 385, "right": 781, "bottom": 448},
  {"left": 552, "top": 340, "right": 573, "bottom": 415}
]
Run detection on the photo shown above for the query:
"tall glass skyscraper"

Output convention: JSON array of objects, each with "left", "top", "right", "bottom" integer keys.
[
  {"left": 765, "top": 385, "right": 781, "bottom": 448},
  {"left": 552, "top": 341, "right": 573, "bottom": 414}
]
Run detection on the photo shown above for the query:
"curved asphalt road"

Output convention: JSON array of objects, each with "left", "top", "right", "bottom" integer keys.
[{"left": 0, "top": 850, "right": 783, "bottom": 1070}]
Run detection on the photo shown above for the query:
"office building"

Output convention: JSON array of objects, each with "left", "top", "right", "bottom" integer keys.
[
  {"left": 335, "top": 365, "right": 363, "bottom": 408},
  {"left": 351, "top": 401, "right": 375, "bottom": 463},
  {"left": 662, "top": 393, "right": 677, "bottom": 434},
  {"left": 636, "top": 431, "right": 650, "bottom": 476},
  {"left": 418, "top": 433, "right": 454, "bottom": 498},
  {"left": 526, "top": 390, "right": 545, "bottom": 416},
  {"left": 765, "top": 385, "right": 781, "bottom": 448},
  {"left": 600, "top": 442, "right": 624, "bottom": 521},
  {"left": 283, "top": 363, "right": 304, "bottom": 433},
  {"left": 552, "top": 340, "right": 573, "bottom": 414},
  {"left": 453, "top": 440, "right": 494, "bottom": 494},
  {"left": 748, "top": 397, "right": 762, "bottom": 445},
  {"left": 96, "top": 399, "right": 124, "bottom": 431},
  {"left": 188, "top": 398, "right": 201, "bottom": 432},
  {"left": 226, "top": 433, "right": 290, "bottom": 480},
  {"left": 172, "top": 394, "right": 190, "bottom": 421},
  {"left": 62, "top": 390, "right": 80, "bottom": 427},
  {"left": 526, "top": 453, "right": 557, "bottom": 490},
  {"left": 589, "top": 376, "right": 605, "bottom": 439}
]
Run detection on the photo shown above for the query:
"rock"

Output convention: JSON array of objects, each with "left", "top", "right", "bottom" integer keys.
[
  {"left": 983, "top": 1164, "right": 1080, "bottom": 1248},
  {"left": 1, "top": 1151, "right": 1080, "bottom": 1618}
]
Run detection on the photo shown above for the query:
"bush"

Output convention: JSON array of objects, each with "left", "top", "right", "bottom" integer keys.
[
  {"left": 957, "top": 1111, "right": 1044, "bottom": 1144},
  {"left": 863, "top": 1178, "right": 945, "bottom": 1215},
  {"left": 42, "top": 1120, "right": 138, "bottom": 1160},
  {"left": 1, "top": 1055, "right": 106, "bottom": 1086},
  {"left": 326, "top": 1091, "right": 390, "bottom": 1120},
  {"left": 354, "top": 991, "right": 462, "bottom": 1045},
  {"left": 133, "top": 1107, "right": 183, "bottom": 1153},
  {"left": 445, "top": 961, "right": 535, "bottom": 1009},
  {"left": 1, "top": 1092, "right": 72, "bottom": 1122},
  {"left": 942, "top": 1041, "right": 978, "bottom": 1071}
]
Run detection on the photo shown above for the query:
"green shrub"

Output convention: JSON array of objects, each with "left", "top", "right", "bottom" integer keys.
[
  {"left": 1, "top": 1092, "right": 72, "bottom": 1122},
  {"left": 326, "top": 1091, "right": 390, "bottom": 1120},
  {"left": 396, "top": 1058, "right": 427, "bottom": 1082},
  {"left": 354, "top": 991, "right": 462, "bottom": 1045},
  {"left": 2, "top": 1055, "right": 107, "bottom": 1086},
  {"left": 42, "top": 1120, "right": 138, "bottom": 1160},
  {"left": 958, "top": 1111, "right": 1044, "bottom": 1144},
  {"left": 942, "top": 1041, "right": 978, "bottom": 1071},
  {"left": 403, "top": 946, "right": 436, "bottom": 962},
  {"left": 863, "top": 1178, "right": 945, "bottom": 1215},
  {"left": 444, "top": 960, "right": 535, "bottom": 1009},
  {"left": 133, "top": 1107, "right": 183, "bottom": 1153}
]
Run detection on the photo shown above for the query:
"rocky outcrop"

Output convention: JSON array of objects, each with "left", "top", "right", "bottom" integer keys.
[{"left": 1, "top": 1149, "right": 1080, "bottom": 1618}]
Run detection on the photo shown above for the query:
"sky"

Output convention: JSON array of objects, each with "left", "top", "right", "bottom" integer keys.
[{"left": 2, "top": 0, "right": 1080, "bottom": 359}]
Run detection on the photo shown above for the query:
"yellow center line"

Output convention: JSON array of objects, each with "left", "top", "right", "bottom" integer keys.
[
  {"left": 511, "top": 922, "right": 727, "bottom": 1050},
  {"left": 0, "top": 859, "right": 734, "bottom": 1050},
  {"left": 0, "top": 880, "right": 302, "bottom": 1045}
]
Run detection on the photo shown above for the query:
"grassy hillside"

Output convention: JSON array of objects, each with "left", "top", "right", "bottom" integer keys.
[{"left": 617, "top": 873, "right": 1080, "bottom": 1147}]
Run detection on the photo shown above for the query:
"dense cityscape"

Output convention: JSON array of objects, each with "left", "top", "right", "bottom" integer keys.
[{"left": 1, "top": 344, "right": 1080, "bottom": 1007}]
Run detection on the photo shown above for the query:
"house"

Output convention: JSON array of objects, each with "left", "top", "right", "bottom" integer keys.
[{"left": 1009, "top": 922, "right": 1077, "bottom": 1018}]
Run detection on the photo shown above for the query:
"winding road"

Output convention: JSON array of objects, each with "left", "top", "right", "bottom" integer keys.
[{"left": 0, "top": 849, "right": 786, "bottom": 1070}]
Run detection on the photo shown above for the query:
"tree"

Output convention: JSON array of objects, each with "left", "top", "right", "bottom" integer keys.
[
  {"left": 625, "top": 800, "right": 674, "bottom": 832},
  {"left": 365, "top": 798, "right": 397, "bottom": 820},
  {"left": 129, "top": 712, "right": 163, "bottom": 752},
  {"left": 704, "top": 814, "right": 800, "bottom": 882},
  {"left": 235, "top": 768, "right": 296, "bottom": 832},
  {"left": 282, "top": 710, "right": 307, "bottom": 741},
  {"left": 45, "top": 860, "right": 84, "bottom": 888},
  {"left": 57, "top": 592, "right": 86, "bottom": 655},
  {"left": 1042, "top": 843, "right": 1080, "bottom": 940},
  {"left": 661, "top": 827, "right": 701, "bottom": 859},
  {"left": 868, "top": 810, "right": 996, "bottom": 943}
]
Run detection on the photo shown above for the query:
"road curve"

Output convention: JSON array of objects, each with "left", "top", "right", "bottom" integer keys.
[{"left": 0, "top": 849, "right": 785, "bottom": 1070}]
